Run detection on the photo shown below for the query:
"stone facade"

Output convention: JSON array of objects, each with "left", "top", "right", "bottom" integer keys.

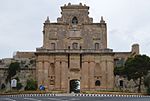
[
  {"left": 35, "top": 3, "right": 139, "bottom": 92},
  {"left": 0, "top": 3, "right": 140, "bottom": 93}
]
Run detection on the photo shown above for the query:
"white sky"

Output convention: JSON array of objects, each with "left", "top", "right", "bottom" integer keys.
[{"left": 0, "top": 0, "right": 150, "bottom": 59}]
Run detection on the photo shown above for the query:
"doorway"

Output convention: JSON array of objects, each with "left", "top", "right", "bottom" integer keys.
[{"left": 69, "top": 79, "right": 80, "bottom": 93}]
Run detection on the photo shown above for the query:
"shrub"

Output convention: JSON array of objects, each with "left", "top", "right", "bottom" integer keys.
[
  {"left": 1, "top": 83, "right": 6, "bottom": 90},
  {"left": 25, "top": 79, "right": 37, "bottom": 91},
  {"left": 16, "top": 82, "right": 23, "bottom": 90}
]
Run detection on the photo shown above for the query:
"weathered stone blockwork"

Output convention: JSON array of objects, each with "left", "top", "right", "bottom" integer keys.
[{"left": 35, "top": 3, "right": 139, "bottom": 92}]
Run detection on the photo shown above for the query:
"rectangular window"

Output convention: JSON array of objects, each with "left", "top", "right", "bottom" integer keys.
[
  {"left": 51, "top": 43, "right": 55, "bottom": 49},
  {"left": 95, "top": 43, "right": 99, "bottom": 50}
]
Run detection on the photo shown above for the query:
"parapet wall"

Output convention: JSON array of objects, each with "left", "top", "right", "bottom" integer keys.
[{"left": 14, "top": 51, "right": 35, "bottom": 59}]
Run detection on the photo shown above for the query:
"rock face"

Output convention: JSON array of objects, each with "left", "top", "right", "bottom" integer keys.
[
  {"left": 0, "top": 58, "right": 36, "bottom": 91},
  {"left": 0, "top": 3, "right": 140, "bottom": 93}
]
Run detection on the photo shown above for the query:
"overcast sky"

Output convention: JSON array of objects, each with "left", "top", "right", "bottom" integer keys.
[{"left": 0, "top": 0, "right": 150, "bottom": 59}]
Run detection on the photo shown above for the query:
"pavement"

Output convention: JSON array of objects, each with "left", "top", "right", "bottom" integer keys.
[{"left": 0, "top": 94, "right": 150, "bottom": 101}]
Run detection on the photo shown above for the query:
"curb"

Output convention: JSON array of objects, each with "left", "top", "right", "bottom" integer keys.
[
  {"left": 74, "top": 94, "right": 150, "bottom": 98},
  {"left": 1, "top": 93, "right": 150, "bottom": 98},
  {"left": 2, "top": 94, "right": 56, "bottom": 97}
]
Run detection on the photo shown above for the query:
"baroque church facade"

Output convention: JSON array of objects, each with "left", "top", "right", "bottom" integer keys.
[
  {"left": 0, "top": 3, "right": 140, "bottom": 92},
  {"left": 35, "top": 3, "right": 139, "bottom": 92}
]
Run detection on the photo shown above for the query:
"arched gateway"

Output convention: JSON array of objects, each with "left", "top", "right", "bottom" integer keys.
[
  {"left": 70, "top": 79, "right": 80, "bottom": 93},
  {"left": 35, "top": 3, "right": 115, "bottom": 93}
]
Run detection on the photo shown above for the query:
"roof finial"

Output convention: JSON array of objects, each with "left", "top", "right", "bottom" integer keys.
[
  {"left": 100, "top": 16, "right": 105, "bottom": 23},
  {"left": 79, "top": 3, "right": 82, "bottom": 6},
  {"left": 68, "top": 3, "right": 71, "bottom": 6},
  {"left": 45, "top": 16, "right": 50, "bottom": 23}
]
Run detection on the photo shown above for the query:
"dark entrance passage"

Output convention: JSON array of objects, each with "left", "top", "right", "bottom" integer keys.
[{"left": 69, "top": 79, "right": 80, "bottom": 93}]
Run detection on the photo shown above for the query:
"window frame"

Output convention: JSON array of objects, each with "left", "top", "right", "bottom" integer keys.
[{"left": 72, "top": 42, "right": 78, "bottom": 49}]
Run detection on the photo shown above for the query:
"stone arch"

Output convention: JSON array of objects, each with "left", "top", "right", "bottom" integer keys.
[
  {"left": 95, "top": 80, "right": 101, "bottom": 86},
  {"left": 72, "top": 16, "right": 78, "bottom": 24},
  {"left": 69, "top": 79, "right": 80, "bottom": 93},
  {"left": 49, "top": 63, "right": 55, "bottom": 75},
  {"left": 94, "top": 63, "right": 101, "bottom": 76}
]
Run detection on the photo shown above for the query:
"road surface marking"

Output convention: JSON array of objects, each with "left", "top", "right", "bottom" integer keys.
[
  {"left": 70, "top": 98, "right": 80, "bottom": 100},
  {"left": 47, "top": 98, "right": 61, "bottom": 101},
  {"left": 47, "top": 98, "right": 80, "bottom": 101},
  {"left": 1, "top": 98, "right": 16, "bottom": 101},
  {"left": 24, "top": 98, "right": 41, "bottom": 101}
]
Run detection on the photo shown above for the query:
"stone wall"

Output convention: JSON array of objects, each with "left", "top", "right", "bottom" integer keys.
[
  {"left": 13, "top": 51, "right": 35, "bottom": 59},
  {"left": 0, "top": 58, "right": 36, "bottom": 91},
  {"left": 115, "top": 75, "right": 146, "bottom": 93}
]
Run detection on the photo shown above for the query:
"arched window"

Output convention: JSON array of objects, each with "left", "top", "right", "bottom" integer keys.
[
  {"left": 72, "top": 17, "right": 78, "bottom": 24},
  {"left": 50, "top": 63, "right": 55, "bottom": 75},
  {"left": 95, "top": 43, "right": 99, "bottom": 50},
  {"left": 94, "top": 63, "right": 101, "bottom": 76},
  {"left": 95, "top": 80, "right": 101, "bottom": 86},
  {"left": 72, "top": 43, "right": 78, "bottom": 49}
]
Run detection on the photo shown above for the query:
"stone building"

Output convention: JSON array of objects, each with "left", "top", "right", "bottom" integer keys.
[
  {"left": 0, "top": 3, "right": 140, "bottom": 93},
  {"left": 35, "top": 3, "right": 139, "bottom": 92}
]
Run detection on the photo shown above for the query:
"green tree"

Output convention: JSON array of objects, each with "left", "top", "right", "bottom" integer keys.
[
  {"left": 6, "top": 62, "right": 20, "bottom": 82},
  {"left": 16, "top": 82, "right": 23, "bottom": 90},
  {"left": 124, "top": 55, "right": 150, "bottom": 92},
  {"left": 25, "top": 79, "right": 37, "bottom": 91},
  {"left": 114, "top": 66, "right": 125, "bottom": 76}
]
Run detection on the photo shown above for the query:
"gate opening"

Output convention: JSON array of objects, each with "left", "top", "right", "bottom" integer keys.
[{"left": 69, "top": 79, "right": 80, "bottom": 93}]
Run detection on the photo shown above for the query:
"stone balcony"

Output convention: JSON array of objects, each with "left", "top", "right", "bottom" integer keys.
[{"left": 36, "top": 48, "right": 113, "bottom": 54}]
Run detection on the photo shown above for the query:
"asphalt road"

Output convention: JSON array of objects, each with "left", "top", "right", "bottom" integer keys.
[{"left": 1, "top": 96, "right": 150, "bottom": 101}]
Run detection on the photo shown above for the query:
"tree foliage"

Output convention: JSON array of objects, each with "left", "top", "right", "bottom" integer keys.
[
  {"left": 6, "top": 62, "right": 20, "bottom": 82},
  {"left": 124, "top": 55, "right": 150, "bottom": 92},
  {"left": 25, "top": 79, "right": 37, "bottom": 91},
  {"left": 124, "top": 55, "right": 150, "bottom": 81},
  {"left": 114, "top": 66, "right": 125, "bottom": 76}
]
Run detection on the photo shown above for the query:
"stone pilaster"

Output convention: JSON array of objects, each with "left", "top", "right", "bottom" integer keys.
[
  {"left": 81, "top": 62, "right": 89, "bottom": 90},
  {"left": 61, "top": 61, "right": 68, "bottom": 92},
  {"left": 107, "top": 59, "right": 114, "bottom": 89},
  {"left": 55, "top": 61, "right": 61, "bottom": 90},
  {"left": 89, "top": 61, "right": 95, "bottom": 90},
  {"left": 101, "top": 58, "right": 107, "bottom": 89},
  {"left": 37, "top": 61, "right": 44, "bottom": 86},
  {"left": 43, "top": 61, "right": 49, "bottom": 90}
]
